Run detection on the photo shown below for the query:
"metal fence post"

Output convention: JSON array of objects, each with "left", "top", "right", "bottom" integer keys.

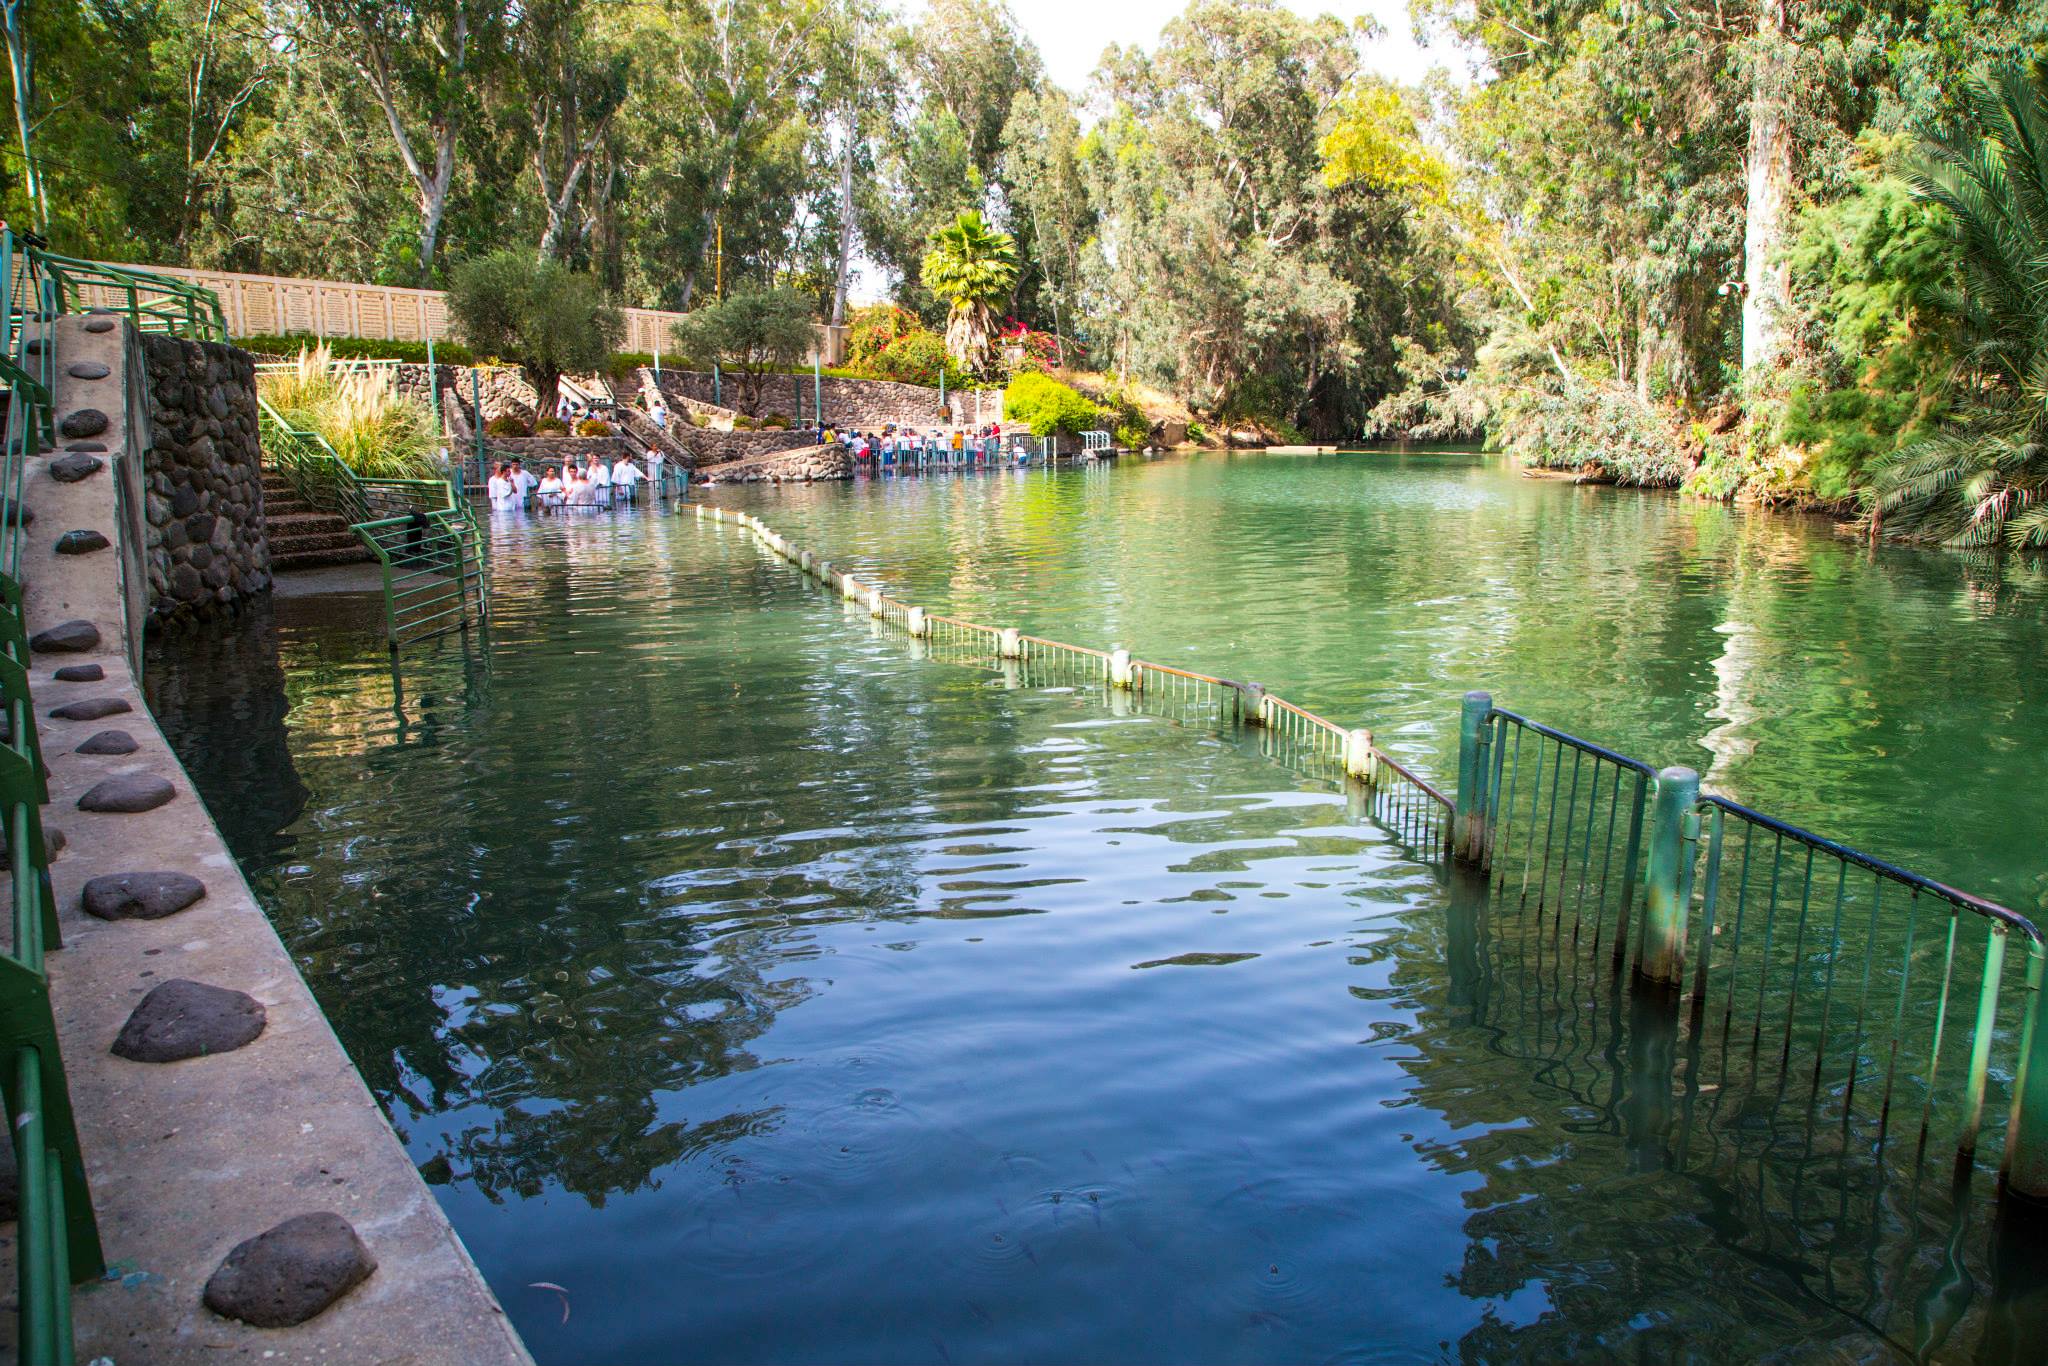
[
  {"left": 1453, "top": 691, "right": 1492, "bottom": 865},
  {"left": 470, "top": 367, "right": 484, "bottom": 482},
  {"left": 2004, "top": 939, "right": 2048, "bottom": 1201},
  {"left": 1638, "top": 766, "right": 1699, "bottom": 989}
]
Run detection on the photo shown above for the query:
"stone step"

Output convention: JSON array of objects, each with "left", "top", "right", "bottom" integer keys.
[
  {"left": 271, "top": 545, "right": 375, "bottom": 573},
  {"left": 270, "top": 530, "right": 363, "bottom": 555},
  {"left": 264, "top": 511, "right": 351, "bottom": 533}
]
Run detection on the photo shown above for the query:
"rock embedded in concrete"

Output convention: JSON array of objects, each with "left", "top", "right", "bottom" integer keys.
[
  {"left": 30, "top": 619, "right": 99, "bottom": 653},
  {"left": 52, "top": 663, "right": 104, "bottom": 682},
  {"left": 49, "top": 452, "right": 104, "bottom": 483},
  {"left": 78, "top": 773, "right": 174, "bottom": 813},
  {"left": 58, "top": 409, "right": 109, "bottom": 439},
  {"left": 83, "top": 871, "right": 206, "bottom": 921},
  {"left": 82, "top": 317, "right": 115, "bottom": 334},
  {"left": 203, "top": 1213, "right": 376, "bottom": 1328},
  {"left": 50, "top": 697, "right": 132, "bottom": 722},
  {"left": 76, "top": 729, "right": 138, "bottom": 755},
  {"left": 55, "top": 529, "right": 110, "bottom": 555},
  {"left": 111, "top": 978, "right": 264, "bottom": 1062},
  {"left": 65, "top": 361, "right": 110, "bottom": 381},
  {"left": 63, "top": 442, "right": 107, "bottom": 453},
  {"left": 0, "top": 499, "right": 32, "bottom": 527}
]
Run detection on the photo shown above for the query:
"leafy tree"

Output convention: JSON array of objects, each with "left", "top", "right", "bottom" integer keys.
[
  {"left": 920, "top": 209, "right": 1017, "bottom": 376},
  {"left": 447, "top": 249, "right": 622, "bottom": 416},
  {"left": 669, "top": 285, "right": 816, "bottom": 415},
  {"left": 299, "top": 0, "right": 511, "bottom": 285},
  {"left": 1869, "top": 66, "right": 2048, "bottom": 548}
]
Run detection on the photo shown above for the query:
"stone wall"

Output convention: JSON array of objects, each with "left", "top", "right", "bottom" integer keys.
[
  {"left": 671, "top": 427, "right": 817, "bottom": 466},
  {"left": 140, "top": 335, "right": 270, "bottom": 618},
  {"left": 700, "top": 444, "right": 854, "bottom": 484},
  {"left": 650, "top": 370, "right": 1004, "bottom": 431}
]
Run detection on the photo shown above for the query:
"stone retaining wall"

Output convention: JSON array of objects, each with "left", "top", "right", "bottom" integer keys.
[
  {"left": 671, "top": 427, "right": 816, "bottom": 466},
  {"left": 650, "top": 370, "right": 1003, "bottom": 430},
  {"left": 701, "top": 445, "right": 854, "bottom": 484},
  {"left": 140, "top": 335, "right": 271, "bottom": 619}
]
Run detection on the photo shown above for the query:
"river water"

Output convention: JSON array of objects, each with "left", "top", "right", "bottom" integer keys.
[{"left": 146, "top": 452, "right": 2048, "bottom": 1364}]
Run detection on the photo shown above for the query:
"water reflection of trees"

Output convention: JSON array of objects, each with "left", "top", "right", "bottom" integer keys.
[{"left": 149, "top": 528, "right": 1061, "bottom": 1207}]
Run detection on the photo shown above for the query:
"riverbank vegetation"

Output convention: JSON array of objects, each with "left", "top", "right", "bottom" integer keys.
[{"left": 10, "top": 0, "right": 2048, "bottom": 532}]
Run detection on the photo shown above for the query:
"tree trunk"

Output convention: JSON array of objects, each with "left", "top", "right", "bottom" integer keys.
[
  {"left": 1741, "top": 0, "right": 1795, "bottom": 376},
  {"left": 830, "top": 129, "right": 856, "bottom": 327},
  {"left": 532, "top": 370, "right": 562, "bottom": 423}
]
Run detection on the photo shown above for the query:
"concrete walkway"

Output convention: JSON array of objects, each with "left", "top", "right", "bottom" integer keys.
[{"left": 0, "top": 317, "right": 530, "bottom": 1363}]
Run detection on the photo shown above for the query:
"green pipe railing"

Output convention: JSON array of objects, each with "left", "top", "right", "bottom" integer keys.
[
  {"left": 1453, "top": 692, "right": 2048, "bottom": 1204},
  {"left": 34, "top": 252, "right": 227, "bottom": 342},
  {"left": 256, "top": 397, "right": 488, "bottom": 647}
]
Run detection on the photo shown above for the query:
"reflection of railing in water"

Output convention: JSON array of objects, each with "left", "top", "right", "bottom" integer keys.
[
  {"left": 704, "top": 503, "right": 1453, "bottom": 861},
  {"left": 1452, "top": 691, "right": 2048, "bottom": 1212}
]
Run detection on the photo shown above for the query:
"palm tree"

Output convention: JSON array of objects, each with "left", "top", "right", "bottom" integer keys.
[
  {"left": 1869, "top": 66, "right": 2048, "bottom": 548},
  {"left": 920, "top": 210, "right": 1019, "bottom": 378}
]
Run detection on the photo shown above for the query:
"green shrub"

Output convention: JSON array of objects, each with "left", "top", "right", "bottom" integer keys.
[
  {"left": 534, "top": 416, "right": 571, "bottom": 435},
  {"left": 1003, "top": 372, "right": 1102, "bottom": 437},
  {"left": 862, "top": 332, "right": 967, "bottom": 389},
  {"left": 485, "top": 414, "right": 532, "bottom": 438},
  {"left": 575, "top": 417, "right": 612, "bottom": 437},
  {"left": 1185, "top": 422, "right": 1208, "bottom": 445},
  {"left": 763, "top": 413, "right": 790, "bottom": 429},
  {"left": 691, "top": 411, "right": 711, "bottom": 428},
  {"left": 607, "top": 352, "right": 655, "bottom": 382}
]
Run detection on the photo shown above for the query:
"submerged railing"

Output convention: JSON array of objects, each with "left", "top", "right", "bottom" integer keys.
[
  {"left": 710, "top": 504, "right": 2048, "bottom": 1212},
  {"left": 704, "top": 503, "right": 1453, "bottom": 863},
  {"left": 256, "top": 397, "right": 488, "bottom": 647},
  {"left": 1454, "top": 692, "right": 2048, "bottom": 1203}
]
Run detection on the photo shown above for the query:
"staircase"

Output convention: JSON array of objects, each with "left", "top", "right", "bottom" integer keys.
[{"left": 261, "top": 471, "right": 373, "bottom": 572}]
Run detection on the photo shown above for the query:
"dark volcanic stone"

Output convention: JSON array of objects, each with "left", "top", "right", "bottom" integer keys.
[
  {"left": 169, "top": 485, "right": 200, "bottom": 518},
  {"left": 65, "top": 361, "right": 109, "bottom": 381},
  {"left": 0, "top": 499, "right": 32, "bottom": 527},
  {"left": 57, "top": 409, "right": 108, "bottom": 439},
  {"left": 203, "top": 1213, "right": 375, "bottom": 1328},
  {"left": 54, "top": 529, "right": 109, "bottom": 555},
  {"left": 48, "top": 452, "right": 103, "bottom": 483},
  {"left": 30, "top": 619, "right": 98, "bottom": 653},
  {"left": 76, "top": 729, "right": 136, "bottom": 755},
  {"left": 62, "top": 442, "right": 107, "bottom": 453},
  {"left": 52, "top": 664, "right": 103, "bottom": 682},
  {"left": 50, "top": 697, "right": 130, "bottom": 722},
  {"left": 82, "top": 871, "right": 205, "bottom": 921},
  {"left": 77, "top": 773, "right": 173, "bottom": 813},
  {"left": 82, "top": 318, "right": 115, "bottom": 334},
  {"left": 111, "top": 978, "right": 264, "bottom": 1062}
]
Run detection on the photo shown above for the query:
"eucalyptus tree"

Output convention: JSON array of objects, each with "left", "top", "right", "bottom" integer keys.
[
  {"left": 299, "top": 0, "right": 511, "bottom": 285},
  {"left": 509, "top": 0, "right": 629, "bottom": 265}
]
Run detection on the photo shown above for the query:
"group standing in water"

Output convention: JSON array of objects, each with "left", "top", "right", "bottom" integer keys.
[{"left": 487, "top": 450, "right": 657, "bottom": 514}]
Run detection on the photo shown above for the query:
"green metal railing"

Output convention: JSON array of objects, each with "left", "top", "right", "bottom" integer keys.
[
  {"left": 37, "top": 253, "right": 226, "bottom": 341},
  {"left": 718, "top": 506, "right": 2048, "bottom": 1214},
  {"left": 706, "top": 505, "right": 1453, "bottom": 863},
  {"left": 0, "top": 229, "right": 105, "bottom": 1365},
  {"left": 1452, "top": 691, "right": 2048, "bottom": 1203},
  {"left": 257, "top": 397, "right": 488, "bottom": 646}
]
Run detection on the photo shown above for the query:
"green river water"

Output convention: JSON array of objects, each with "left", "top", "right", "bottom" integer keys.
[{"left": 147, "top": 451, "right": 2048, "bottom": 1364}]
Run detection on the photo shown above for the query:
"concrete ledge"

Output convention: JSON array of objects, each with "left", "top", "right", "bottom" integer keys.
[{"left": 0, "top": 317, "right": 531, "bottom": 1363}]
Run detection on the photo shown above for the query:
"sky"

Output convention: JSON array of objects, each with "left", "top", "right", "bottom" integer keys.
[{"left": 997, "top": 0, "right": 1449, "bottom": 94}]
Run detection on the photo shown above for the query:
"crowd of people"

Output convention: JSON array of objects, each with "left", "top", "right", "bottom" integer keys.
[
  {"left": 821, "top": 422, "right": 1035, "bottom": 470},
  {"left": 486, "top": 450, "right": 669, "bottom": 514}
]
